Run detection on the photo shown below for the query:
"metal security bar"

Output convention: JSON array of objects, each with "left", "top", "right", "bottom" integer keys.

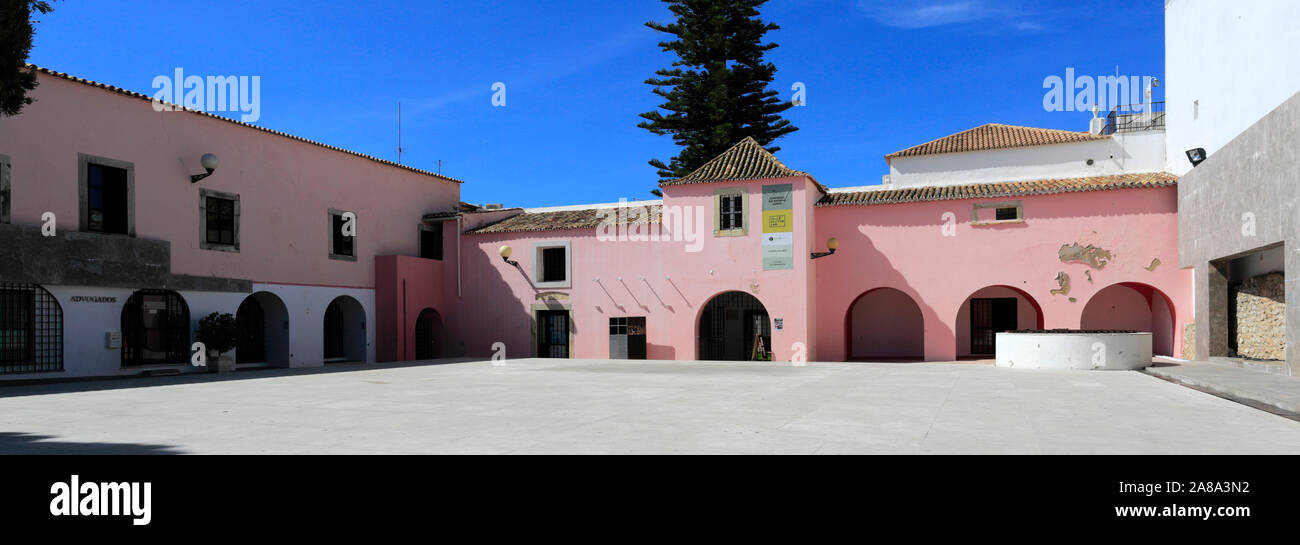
[
  {"left": 0, "top": 283, "right": 64, "bottom": 374},
  {"left": 1103, "top": 102, "right": 1165, "bottom": 134},
  {"left": 121, "top": 289, "right": 189, "bottom": 366}
]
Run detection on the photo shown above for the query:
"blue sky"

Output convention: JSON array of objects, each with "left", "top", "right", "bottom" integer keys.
[{"left": 27, "top": 0, "right": 1165, "bottom": 207}]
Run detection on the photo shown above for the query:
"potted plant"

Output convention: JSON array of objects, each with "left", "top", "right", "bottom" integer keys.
[{"left": 197, "top": 312, "right": 243, "bottom": 373}]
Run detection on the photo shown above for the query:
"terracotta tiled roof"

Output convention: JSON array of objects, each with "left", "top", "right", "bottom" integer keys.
[
  {"left": 885, "top": 123, "right": 1112, "bottom": 159},
  {"left": 26, "top": 65, "right": 464, "bottom": 184},
  {"left": 468, "top": 205, "right": 663, "bottom": 235},
  {"left": 661, "top": 137, "right": 826, "bottom": 192},
  {"left": 817, "top": 172, "right": 1178, "bottom": 207}
]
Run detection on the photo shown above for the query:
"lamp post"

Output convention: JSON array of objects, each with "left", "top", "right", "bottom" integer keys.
[
  {"left": 190, "top": 153, "right": 220, "bottom": 183},
  {"left": 499, "top": 245, "right": 518, "bottom": 267},
  {"left": 811, "top": 237, "right": 839, "bottom": 259}
]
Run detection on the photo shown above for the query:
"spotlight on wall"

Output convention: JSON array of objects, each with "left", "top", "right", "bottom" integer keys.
[
  {"left": 1185, "top": 148, "right": 1207, "bottom": 167},
  {"left": 190, "top": 153, "right": 220, "bottom": 183},
  {"left": 499, "top": 245, "right": 518, "bottom": 266},
  {"left": 810, "top": 237, "right": 839, "bottom": 259}
]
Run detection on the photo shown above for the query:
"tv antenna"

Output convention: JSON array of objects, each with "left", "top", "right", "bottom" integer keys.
[{"left": 397, "top": 102, "right": 405, "bottom": 164}]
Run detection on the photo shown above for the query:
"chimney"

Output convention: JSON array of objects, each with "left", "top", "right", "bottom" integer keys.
[{"left": 1088, "top": 104, "right": 1106, "bottom": 135}]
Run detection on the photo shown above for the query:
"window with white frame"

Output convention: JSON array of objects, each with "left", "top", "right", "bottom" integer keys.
[
  {"left": 533, "top": 240, "right": 571, "bottom": 288},
  {"left": 714, "top": 188, "right": 747, "bottom": 236},
  {"left": 971, "top": 200, "right": 1024, "bottom": 225}
]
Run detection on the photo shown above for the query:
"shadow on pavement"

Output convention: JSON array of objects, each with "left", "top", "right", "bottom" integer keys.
[
  {"left": 0, "top": 432, "right": 185, "bottom": 454},
  {"left": 0, "top": 357, "right": 486, "bottom": 399}
]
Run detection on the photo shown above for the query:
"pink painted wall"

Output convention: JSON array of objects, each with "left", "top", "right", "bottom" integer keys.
[
  {"left": 848, "top": 288, "right": 925, "bottom": 358},
  {"left": 375, "top": 255, "right": 446, "bottom": 362},
  {"left": 953, "top": 286, "right": 1043, "bottom": 357},
  {"left": 0, "top": 74, "right": 460, "bottom": 290},
  {"left": 1082, "top": 282, "right": 1177, "bottom": 356},
  {"left": 814, "top": 186, "right": 1194, "bottom": 361},
  {"left": 448, "top": 178, "right": 821, "bottom": 362}
]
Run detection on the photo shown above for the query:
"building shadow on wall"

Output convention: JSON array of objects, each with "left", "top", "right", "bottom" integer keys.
[
  {"left": 842, "top": 227, "right": 956, "bottom": 361},
  {"left": 0, "top": 432, "right": 184, "bottom": 454},
  {"left": 455, "top": 232, "right": 574, "bottom": 360}
]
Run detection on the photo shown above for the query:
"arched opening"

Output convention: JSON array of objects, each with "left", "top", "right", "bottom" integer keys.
[
  {"left": 698, "top": 291, "right": 770, "bottom": 361},
  {"left": 1082, "top": 282, "right": 1176, "bottom": 356},
  {"left": 955, "top": 285, "right": 1043, "bottom": 359},
  {"left": 0, "top": 282, "right": 64, "bottom": 374},
  {"left": 122, "top": 289, "right": 190, "bottom": 367},
  {"left": 236, "top": 292, "right": 290, "bottom": 367},
  {"left": 323, "top": 296, "right": 366, "bottom": 363},
  {"left": 414, "top": 308, "right": 440, "bottom": 360},
  {"left": 846, "top": 288, "right": 924, "bottom": 361}
]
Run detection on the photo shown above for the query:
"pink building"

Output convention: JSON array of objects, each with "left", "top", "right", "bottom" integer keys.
[{"left": 0, "top": 68, "right": 1192, "bottom": 381}]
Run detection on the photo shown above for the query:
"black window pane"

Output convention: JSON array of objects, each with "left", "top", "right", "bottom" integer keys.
[
  {"left": 541, "top": 247, "right": 566, "bottom": 282},
  {"left": 996, "top": 207, "right": 1018, "bottom": 221},
  {"left": 420, "top": 223, "right": 443, "bottom": 260},
  {"left": 333, "top": 215, "right": 353, "bottom": 256},
  {"left": 205, "top": 196, "right": 236, "bottom": 246},
  {"left": 87, "top": 163, "right": 129, "bottom": 234}
]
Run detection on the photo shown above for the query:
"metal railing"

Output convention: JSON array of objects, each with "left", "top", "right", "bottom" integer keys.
[{"left": 1103, "top": 101, "right": 1165, "bottom": 134}]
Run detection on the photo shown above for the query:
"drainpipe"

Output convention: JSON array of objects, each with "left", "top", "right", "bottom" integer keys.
[
  {"left": 457, "top": 216, "right": 463, "bottom": 297},
  {"left": 402, "top": 279, "right": 408, "bottom": 360}
]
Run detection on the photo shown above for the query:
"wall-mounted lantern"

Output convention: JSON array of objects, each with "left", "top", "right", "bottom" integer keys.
[
  {"left": 190, "top": 153, "right": 220, "bottom": 183},
  {"left": 499, "top": 245, "right": 518, "bottom": 266},
  {"left": 1185, "top": 148, "right": 1206, "bottom": 167},
  {"left": 811, "top": 237, "right": 839, "bottom": 259}
]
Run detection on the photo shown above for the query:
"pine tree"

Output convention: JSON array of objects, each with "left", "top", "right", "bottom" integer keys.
[
  {"left": 639, "top": 0, "right": 798, "bottom": 184},
  {"left": 0, "top": 1, "right": 55, "bottom": 117}
]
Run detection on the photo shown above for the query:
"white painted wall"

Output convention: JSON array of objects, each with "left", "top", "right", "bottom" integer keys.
[
  {"left": 888, "top": 132, "right": 1166, "bottom": 187},
  {"left": 3, "top": 283, "right": 377, "bottom": 381},
  {"left": 249, "top": 283, "right": 375, "bottom": 368},
  {"left": 1166, "top": 0, "right": 1300, "bottom": 175}
]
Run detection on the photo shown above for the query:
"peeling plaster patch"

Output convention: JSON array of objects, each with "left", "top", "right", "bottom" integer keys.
[
  {"left": 1051, "top": 272, "right": 1071, "bottom": 296},
  {"left": 1069, "top": 297, "right": 1077, "bottom": 303},
  {"left": 1145, "top": 258, "right": 1161, "bottom": 271},
  {"left": 1059, "top": 243, "right": 1113, "bottom": 270},
  {"left": 1085, "top": 270, "right": 1093, "bottom": 284}
]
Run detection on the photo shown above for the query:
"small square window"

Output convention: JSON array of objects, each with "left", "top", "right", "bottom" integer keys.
[
  {"left": 329, "top": 209, "right": 357, "bottom": 261},
  {"left": 541, "top": 247, "right": 566, "bottom": 282},
  {"left": 532, "top": 241, "right": 571, "bottom": 288},
  {"left": 420, "top": 222, "right": 443, "bottom": 260},
  {"left": 86, "top": 163, "right": 130, "bottom": 234},
  {"left": 715, "top": 189, "right": 747, "bottom": 236},
  {"left": 200, "top": 190, "right": 239, "bottom": 251},
  {"left": 971, "top": 201, "right": 1023, "bottom": 225}
]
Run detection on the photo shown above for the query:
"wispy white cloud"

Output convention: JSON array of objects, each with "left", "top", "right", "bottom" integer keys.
[
  {"left": 404, "top": 26, "right": 649, "bottom": 117},
  {"left": 861, "top": 0, "right": 985, "bottom": 29},
  {"left": 858, "top": 0, "right": 1051, "bottom": 32}
]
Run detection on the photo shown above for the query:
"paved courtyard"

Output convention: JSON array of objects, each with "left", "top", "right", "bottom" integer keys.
[{"left": 2, "top": 358, "right": 1300, "bottom": 454}]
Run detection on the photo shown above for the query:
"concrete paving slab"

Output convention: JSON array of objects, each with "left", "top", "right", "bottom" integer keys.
[
  {"left": 2, "top": 358, "right": 1300, "bottom": 454},
  {"left": 1145, "top": 360, "right": 1300, "bottom": 417}
]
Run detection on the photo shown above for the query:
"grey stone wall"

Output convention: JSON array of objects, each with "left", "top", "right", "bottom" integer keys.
[
  {"left": 1179, "top": 90, "right": 1299, "bottom": 375},
  {"left": 1235, "top": 273, "right": 1286, "bottom": 360},
  {"left": 0, "top": 223, "right": 251, "bottom": 292}
]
